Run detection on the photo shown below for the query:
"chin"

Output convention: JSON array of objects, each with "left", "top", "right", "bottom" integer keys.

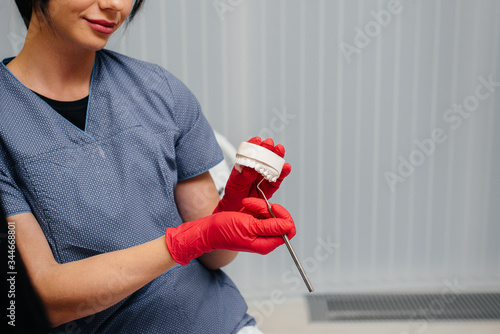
[{"left": 84, "top": 40, "right": 110, "bottom": 52}]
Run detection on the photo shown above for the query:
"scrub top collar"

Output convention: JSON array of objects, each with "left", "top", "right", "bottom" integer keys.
[{"left": 1, "top": 56, "right": 96, "bottom": 140}]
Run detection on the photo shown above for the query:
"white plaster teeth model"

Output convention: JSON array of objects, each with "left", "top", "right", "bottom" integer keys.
[{"left": 234, "top": 142, "right": 285, "bottom": 182}]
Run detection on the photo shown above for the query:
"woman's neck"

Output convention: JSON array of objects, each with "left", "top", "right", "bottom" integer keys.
[{"left": 6, "top": 20, "right": 96, "bottom": 101}]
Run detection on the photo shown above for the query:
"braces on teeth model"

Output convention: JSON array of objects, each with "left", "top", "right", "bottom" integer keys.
[{"left": 235, "top": 142, "right": 314, "bottom": 293}]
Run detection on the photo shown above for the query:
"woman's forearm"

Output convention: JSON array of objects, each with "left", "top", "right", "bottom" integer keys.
[
  {"left": 36, "top": 236, "right": 176, "bottom": 327},
  {"left": 198, "top": 249, "right": 238, "bottom": 270}
]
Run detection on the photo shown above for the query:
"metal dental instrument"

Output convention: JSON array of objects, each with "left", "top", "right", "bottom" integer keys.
[{"left": 256, "top": 179, "right": 314, "bottom": 293}]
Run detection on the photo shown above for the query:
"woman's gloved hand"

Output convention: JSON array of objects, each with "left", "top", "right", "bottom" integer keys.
[
  {"left": 166, "top": 198, "right": 296, "bottom": 265},
  {"left": 213, "top": 137, "right": 292, "bottom": 213}
]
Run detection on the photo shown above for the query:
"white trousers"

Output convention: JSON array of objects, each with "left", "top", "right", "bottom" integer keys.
[{"left": 236, "top": 326, "right": 264, "bottom": 334}]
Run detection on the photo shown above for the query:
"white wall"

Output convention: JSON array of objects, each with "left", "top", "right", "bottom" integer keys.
[{"left": 1, "top": 0, "right": 499, "bottom": 297}]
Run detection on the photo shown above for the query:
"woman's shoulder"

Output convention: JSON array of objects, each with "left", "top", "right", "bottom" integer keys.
[
  {"left": 96, "top": 49, "right": 191, "bottom": 97},
  {"left": 97, "top": 49, "right": 157, "bottom": 71}
]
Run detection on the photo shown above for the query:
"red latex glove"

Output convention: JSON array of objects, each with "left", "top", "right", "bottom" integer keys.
[
  {"left": 166, "top": 198, "right": 296, "bottom": 265},
  {"left": 213, "top": 137, "right": 292, "bottom": 213}
]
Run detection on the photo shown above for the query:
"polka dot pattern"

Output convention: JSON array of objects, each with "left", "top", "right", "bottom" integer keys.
[{"left": 0, "top": 50, "right": 255, "bottom": 333}]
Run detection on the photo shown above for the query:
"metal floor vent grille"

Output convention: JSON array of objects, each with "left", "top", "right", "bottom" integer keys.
[{"left": 306, "top": 292, "right": 500, "bottom": 322}]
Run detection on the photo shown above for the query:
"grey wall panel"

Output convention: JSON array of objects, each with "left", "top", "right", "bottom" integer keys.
[{"left": 1, "top": 0, "right": 499, "bottom": 297}]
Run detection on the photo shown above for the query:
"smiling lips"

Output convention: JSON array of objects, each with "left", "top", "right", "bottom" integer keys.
[{"left": 85, "top": 19, "right": 117, "bottom": 35}]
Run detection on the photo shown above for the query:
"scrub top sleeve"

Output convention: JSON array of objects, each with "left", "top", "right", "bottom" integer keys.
[
  {"left": 0, "top": 160, "right": 31, "bottom": 218},
  {"left": 175, "top": 112, "right": 224, "bottom": 181},
  {"left": 160, "top": 70, "right": 224, "bottom": 181}
]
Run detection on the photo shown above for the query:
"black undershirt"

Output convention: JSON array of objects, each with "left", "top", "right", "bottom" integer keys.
[{"left": 35, "top": 93, "right": 88, "bottom": 131}]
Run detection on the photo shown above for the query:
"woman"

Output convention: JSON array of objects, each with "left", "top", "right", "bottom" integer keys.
[{"left": 0, "top": 1, "right": 294, "bottom": 333}]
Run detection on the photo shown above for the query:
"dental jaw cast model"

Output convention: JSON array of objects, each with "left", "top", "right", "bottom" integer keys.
[{"left": 235, "top": 142, "right": 286, "bottom": 182}]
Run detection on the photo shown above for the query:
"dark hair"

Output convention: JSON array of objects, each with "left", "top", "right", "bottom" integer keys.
[{"left": 14, "top": 0, "right": 146, "bottom": 29}]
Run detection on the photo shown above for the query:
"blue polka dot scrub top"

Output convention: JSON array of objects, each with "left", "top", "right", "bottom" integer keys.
[{"left": 0, "top": 50, "right": 255, "bottom": 333}]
